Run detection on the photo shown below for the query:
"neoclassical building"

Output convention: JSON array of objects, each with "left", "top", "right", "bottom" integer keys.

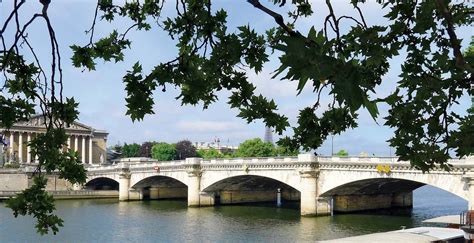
[{"left": 0, "top": 115, "right": 108, "bottom": 165}]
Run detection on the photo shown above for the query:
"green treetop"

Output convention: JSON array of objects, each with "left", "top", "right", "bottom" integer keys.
[
  {"left": 121, "top": 143, "right": 141, "bottom": 158},
  {"left": 335, "top": 150, "right": 349, "bottom": 156},
  {"left": 151, "top": 142, "right": 177, "bottom": 161}
]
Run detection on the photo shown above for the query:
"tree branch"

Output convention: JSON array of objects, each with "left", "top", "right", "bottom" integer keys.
[
  {"left": 246, "top": 0, "right": 300, "bottom": 37},
  {"left": 435, "top": 0, "right": 473, "bottom": 74}
]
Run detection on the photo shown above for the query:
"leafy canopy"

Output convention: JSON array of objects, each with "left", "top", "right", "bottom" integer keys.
[
  {"left": 197, "top": 148, "right": 226, "bottom": 160},
  {"left": 235, "top": 138, "right": 277, "bottom": 157},
  {"left": 137, "top": 141, "right": 157, "bottom": 157},
  {"left": 121, "top": 143, "right": 141, "bottom": 157},
  {"left": 151, "top": 142, "right": 177, "bottom": 161},
  {"left": 71, "top": 0, "right": 471, "bottom": 171},
  {"left": 335, "top": 149, "right": 349, "bottom": 156},
  {"left": 175, "top": 140, "right": 198, "bottom": 160},
  {"left": 1, "top": 0, "right": 473, "bottom": 235}
]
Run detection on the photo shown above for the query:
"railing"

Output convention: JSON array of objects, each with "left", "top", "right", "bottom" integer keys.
[{"left": 84, "top": 155, "right": 474, "bottom": 172}]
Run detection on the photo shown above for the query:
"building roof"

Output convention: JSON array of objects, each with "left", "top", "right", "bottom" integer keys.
[{"left": 1, "top": 114, "right": 108, "bottom": 136}]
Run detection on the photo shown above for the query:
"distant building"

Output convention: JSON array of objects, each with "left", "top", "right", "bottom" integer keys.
[
  {"left": 0, "top": 115, "right": 108, "bottom": 165},
  {"left": 194, "top": 138, "right": 238, "bottom": 153}
]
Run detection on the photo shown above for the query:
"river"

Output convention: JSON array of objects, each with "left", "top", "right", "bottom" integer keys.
[{"left": 0, "top": 185, "right": 467, "bottom": 242}]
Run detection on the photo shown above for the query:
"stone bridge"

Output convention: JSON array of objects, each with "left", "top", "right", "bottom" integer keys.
[{"left": 85, "top": 154, "right": 474, "bottom": 216}]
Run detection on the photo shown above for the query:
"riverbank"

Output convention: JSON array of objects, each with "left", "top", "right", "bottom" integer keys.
[
  {"left": 321, "top": 227, "right": 465, "bottom": 242},
  {"left": 0, "top": 190, "right": 118, "bottom": 200}
]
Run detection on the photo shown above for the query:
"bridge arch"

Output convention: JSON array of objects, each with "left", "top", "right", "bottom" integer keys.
[
  {"left": 84, "top": 177, "right": 119, "bottom": 190},
  {"left": 130, "top": 175, "right": 187, "bottom": 189},
  {"left": 201, "top": 174, "right": 300, "bottom": 204},
  {"left": 318, "top": 171, "right": 469, "bottom": 201},
  {"left": 202, "top": 175, "right": 300, "bottom": 192},
  {"left": 201, "top": 170, "right": 302, "bottom": 192},
  {"left": 130, "top": 172, "right": 189, "bottom": 188},
  {"left": 130, "top": 175, "right": 188, "bottom": 200}
]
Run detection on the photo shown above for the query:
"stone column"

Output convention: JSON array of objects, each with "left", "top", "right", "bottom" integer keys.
[
  {"left": 119, "top": 165, "right": 131, "bottom": 201},
  {"left": 88, "top": 137, "right": 93, "bottom": 164},
  {"left": 297, "top": 153, "right": 330, "bottom": 216},
  {"left": 18, "top": 132, "right": 23, "bottom": 163},
  {"left": 299, "top": 170, "right": 319, "bottom": 216},
  {"left": 469, "top": 183, "right": 474, "bottom": 211},
  {"left": 81, "top": 136, "right": 86, "bottom": 164},
  {"left": 186, "top": 157, "right": 203, "bottom": 207},
  {"left": 34, "top": 134, "right": 38, "bottom": 163},
  {"left": 26, "top": 133, "right": 31, "bottom": 163},
  {"left": 74, "top": 135, "right": 78, "bottom": 152},
  {"left": 464, "top": 173, "right": 474, "bottom": 210},
  {"left": 9, "top": 132, "right": 14, "bottom": 155},
  {"left": 67, "top": 137, "right": 71, "bottom": 150}
]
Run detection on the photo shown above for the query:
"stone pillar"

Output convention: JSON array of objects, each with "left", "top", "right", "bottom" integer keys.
[
  {"left": 88, "top": 137, "right": 93, "bottom": 164},
  {"left": 18, "top": 132, "right": 23, "bottom": 163},
  {"left": 299, "top": 170, "right": 319, "bottom": 216},
  {"left": 26, "top": 133, "right": 31, "bottom": 163},
  {"left": 34, "top": 134, "right": 38, "bottom": 162},
  {"left": 67, "top": 137, "right": 71, "bottom": 150},
  {"left": 81, "top": 136, "right": 86, "bottom": 164},
  {"left": 119, "top": 165, "right": 131, "bottom": 201},
  {"left": 149, "top": 187, "right": 160, "bottom": 200},
  {"left": 186, "top": 157, "right": 203, "bottom": 207},
  {"left": 464, "top": 173, "right": 474, "bottom": 210},
  {"left": 9, "top": 132, "right": 14, "bottom": 155},
  {"left": 298, "top": 153, "right": 330, "bottom": 216},
  {"left": 74, "top": 135, "right": 78, "bottom": 152}
]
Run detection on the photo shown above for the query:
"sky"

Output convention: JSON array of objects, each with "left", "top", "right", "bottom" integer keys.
[{"left": 1, "top": 0, "right": 472, "bottom": 156}]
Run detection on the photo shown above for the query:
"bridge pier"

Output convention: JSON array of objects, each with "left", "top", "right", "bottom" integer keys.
[
  {"left": 298, "top": 154, "right": 332, "bottom": 216},
  {"left": 463, "top": 173, "right": 474, "bottom": 210},
  {"left": 119, "top": 169, "right": 131, "bottom": 201},
  {"left": 186, "top": 158, "right": 205, "bottom": 207},
  {"left": 299, "top": 170, "right": 331, "bottom": 216}
]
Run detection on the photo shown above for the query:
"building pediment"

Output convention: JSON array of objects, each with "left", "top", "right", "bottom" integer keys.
[{"left": 12, "top": 115, "right": 93, "bottom": 132}]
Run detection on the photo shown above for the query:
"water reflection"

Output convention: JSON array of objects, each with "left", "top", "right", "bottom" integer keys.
[{"left": 0, "top": 185, "right": 468, "bottom": 242}]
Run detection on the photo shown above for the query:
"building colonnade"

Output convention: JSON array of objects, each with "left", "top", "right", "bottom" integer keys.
[{"left": 4, "top": 131, "right": 94, "bottom": 164}]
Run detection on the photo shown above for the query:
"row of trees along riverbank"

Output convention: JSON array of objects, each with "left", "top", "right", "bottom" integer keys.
[{"left": 110, "top": 138, "right": 299, "bottom": 161}]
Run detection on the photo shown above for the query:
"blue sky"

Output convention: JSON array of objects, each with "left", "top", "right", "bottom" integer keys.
[{"left": 1, "top": 1, "right": 472, "bottom": 156}]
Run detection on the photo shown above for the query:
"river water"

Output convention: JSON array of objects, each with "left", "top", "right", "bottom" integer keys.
[{"left": 0, "top": 186, "right": 467, "bottom": 242}]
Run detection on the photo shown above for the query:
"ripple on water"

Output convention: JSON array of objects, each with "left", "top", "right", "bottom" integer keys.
[{"left": 0, "top": 185, "right": 467, "bottom": 242}]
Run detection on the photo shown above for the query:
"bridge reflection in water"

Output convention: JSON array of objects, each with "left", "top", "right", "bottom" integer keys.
[{"left": 84, "top": 154, "right": 474, "bottom": 216}]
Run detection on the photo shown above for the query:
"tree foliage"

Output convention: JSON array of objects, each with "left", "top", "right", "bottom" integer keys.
[
  {"left": 72, "top": 0, "right": 471, "bottom": 171},
  {"left": 137, "top": 141, "right": 156, "bottom": 157},
  {"left": 175, "top": 140, "right": 197, "bottom": 160},
  {"left": 335, "top": 149, "right": 349, "bottom": 156},
  {"left": 151, "top": 142, "right": 177, "bottom": 161},
  {"left": 197, "top": 148, "right": 225, "bottom": 159},
  {"left": 235, "top": 138, "right": 275, "bottom": 157},
  {"left": 121, "top": 143, "right": 141, "bottom": 158},
  {"left": 1, "top": 0, "right": 473, "bottom": 235}
]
